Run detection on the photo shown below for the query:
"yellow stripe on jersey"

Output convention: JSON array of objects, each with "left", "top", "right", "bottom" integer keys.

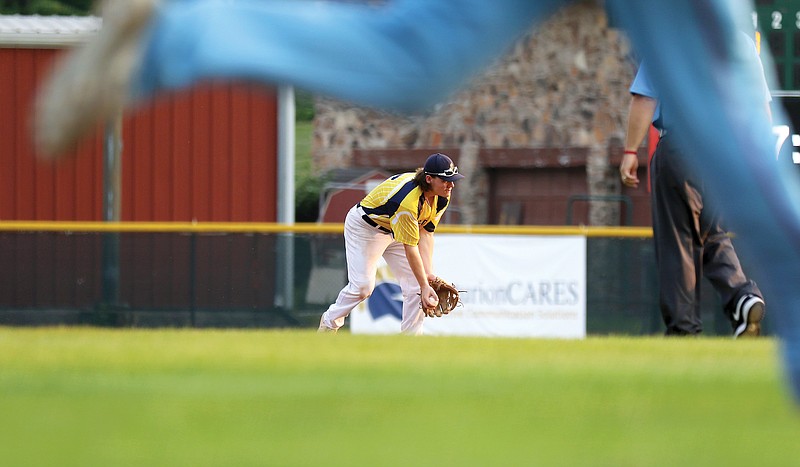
[{"left": 359, "top": 172, "right": 450, "bottom": 246}]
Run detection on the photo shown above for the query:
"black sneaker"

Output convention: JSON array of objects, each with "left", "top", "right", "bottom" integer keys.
[{"left": 733, "top": 294, "right": 765, "bottom": 338}]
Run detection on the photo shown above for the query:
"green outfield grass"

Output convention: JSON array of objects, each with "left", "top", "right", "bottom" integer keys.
[{"left": 0, "top": 327, "right": 798, "bottom": 467}]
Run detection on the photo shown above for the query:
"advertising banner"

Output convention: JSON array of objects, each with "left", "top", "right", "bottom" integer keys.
[{"left": 351, "top": 234, "right": 586, "bottom": 338}]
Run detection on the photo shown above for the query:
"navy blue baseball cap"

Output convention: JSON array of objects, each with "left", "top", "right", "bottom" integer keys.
[{"left": 423, "top": 153, "right": 465, "bottom": 182}]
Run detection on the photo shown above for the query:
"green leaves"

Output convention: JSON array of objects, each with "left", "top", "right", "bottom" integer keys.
[{"left": 1, "top": 0, "right": 92, "bottom": 16}]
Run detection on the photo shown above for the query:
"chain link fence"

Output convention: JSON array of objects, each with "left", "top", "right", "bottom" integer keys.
[{"left": 0, "top": 227, "right": 768, "bottom": 336}]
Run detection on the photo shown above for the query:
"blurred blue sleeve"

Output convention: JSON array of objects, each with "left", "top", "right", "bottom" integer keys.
[
  {"left": 136, "top": 0, "right": 564, "bottom": 112},
  {"left": 629, "top": 62, "right": 657, "bottom": 99}
]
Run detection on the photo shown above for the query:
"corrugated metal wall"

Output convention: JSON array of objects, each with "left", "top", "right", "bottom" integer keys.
[
  {"left": 0, "top": 48, "right": 104, "bottom": 220},
  {"left": 121, "top": 82, "right": 278, "bottom": 222},
  {"left": 0, "top": 48, "right": 279, "bottom": 222},
  {"left": 0, "top": 47, "right": 281, "bottom": 314}
]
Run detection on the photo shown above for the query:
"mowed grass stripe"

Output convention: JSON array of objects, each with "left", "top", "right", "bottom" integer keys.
[{"left": 0, "top": 327, "right": 797, "bottom": 467}]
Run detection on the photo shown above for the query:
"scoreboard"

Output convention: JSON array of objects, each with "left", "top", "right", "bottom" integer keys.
[
  {"left": 754, "top": 0, "right": 800, "bottom": 165},
  {"left": 754, "top": 0, "right": 800, "bottom": 89},
  {"left": 772, "top": 97, "right": 800, "bottom": 165}
]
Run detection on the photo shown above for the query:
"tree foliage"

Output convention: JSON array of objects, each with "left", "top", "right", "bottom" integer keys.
[
  {"left": 295, "top": 89, "right": 315, "bottom": 122},
  {"left": 1, "top": 0, "right": 92, "bottom": 16}
]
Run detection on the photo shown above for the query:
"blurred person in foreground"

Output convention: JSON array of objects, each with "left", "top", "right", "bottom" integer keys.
[
  {"left": 318, "top": 153, "right": 463, "bottom": 334},
  {"left": 35, "top": 0, "right": 800, "bottom": 402},
  {"left": 619, "top": 32, "right": 770, "bottom": 338}
]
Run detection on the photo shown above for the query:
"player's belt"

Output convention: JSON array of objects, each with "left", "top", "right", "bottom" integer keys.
[{"left": 356, "top": 204, "right": 391, "bottom": 234}]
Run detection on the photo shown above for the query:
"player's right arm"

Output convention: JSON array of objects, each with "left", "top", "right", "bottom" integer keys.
[{"left": 417, "top": 227, "right": 436, "bottom": 282}]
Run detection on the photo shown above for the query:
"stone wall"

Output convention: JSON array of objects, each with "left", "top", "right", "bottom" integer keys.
[{"left": 312, "top": 2, "right": 635, "bottom": 225}]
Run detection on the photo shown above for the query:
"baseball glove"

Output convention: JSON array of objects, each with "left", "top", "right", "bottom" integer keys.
[{"left": 423, "top": 276, "right": 462, "bottom": 318}]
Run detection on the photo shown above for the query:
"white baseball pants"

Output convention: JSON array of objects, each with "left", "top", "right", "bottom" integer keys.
[{"left": 320, "top": 205, "right": 425, "bottom": 334}]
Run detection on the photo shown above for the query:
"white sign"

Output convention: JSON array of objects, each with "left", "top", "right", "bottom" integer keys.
[{"left": 351, "top": 234, "right": 586, "bottom": 338}]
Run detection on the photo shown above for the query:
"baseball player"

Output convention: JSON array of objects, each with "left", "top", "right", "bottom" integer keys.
[
  {"left": 318, "top": 153, "right": 463, "bottom": 334},
  {"left": 619, "top": 34, "right": 769, "bottom": 337}
]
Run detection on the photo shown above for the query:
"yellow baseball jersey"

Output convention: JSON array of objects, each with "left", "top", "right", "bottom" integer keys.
[{"left": 359, "top": 172, "right": 450, "bottom": 246}]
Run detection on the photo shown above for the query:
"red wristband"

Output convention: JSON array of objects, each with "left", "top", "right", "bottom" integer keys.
[{"left": 623, "top": 150, "right": 638, "bottom": 155}]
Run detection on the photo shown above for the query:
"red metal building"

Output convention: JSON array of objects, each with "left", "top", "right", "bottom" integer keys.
[
  {"left": 0, "top": 16, "right": 282, "bottom": 320},
  {"left": 0, "top": 15, "right": 279, "bottom": 222}
]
